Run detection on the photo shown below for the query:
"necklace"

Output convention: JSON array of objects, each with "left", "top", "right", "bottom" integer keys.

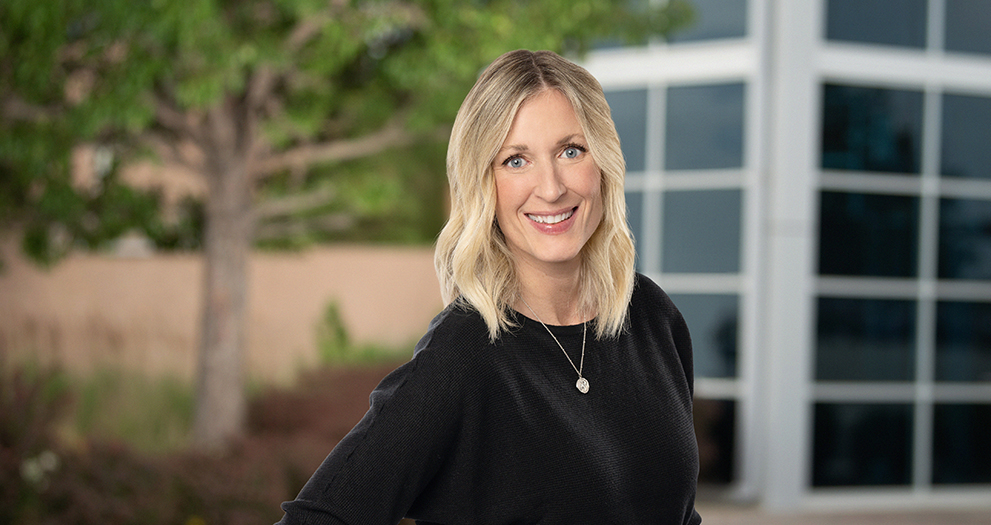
[{"left": 521, "top": 298, "right": 589, "bottom": 394}]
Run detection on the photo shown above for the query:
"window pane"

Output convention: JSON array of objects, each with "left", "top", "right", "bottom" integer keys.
[
  {"left": 668, "top": 293, "right": 738, "bottom": 378},
  {"left": 662, "top": 189, "right": 741, "bottom": 273},
  {"left": 821, "top": 84, "right": 924, "bottom": 174},
  {"left": 945, "top": 0, "right": 991, "bottom": 56},
  {"left": 939, "top": 198, "right": 991, "bottom": 280},
  {"left": 626, "top": 189, "right": 644, "bottom": 271},
  {"left": 933, "top": 404, "right": 991, "bottom": 484},
  {"left": 819, "top": 191, "right": 920, "bottom": 277},
  {"left": 694, "top": 398, "right": 736, "bottom": 484},
  {"left": 665, "top": 83, "right": 745, "bottom": 170},
  {"left": 606, "top": 89, "right": 648, "bottom": 173},
  {"left": 816, "top": 297, "right": 916, "bottom": 381},
  {"left": 936, "top": 301, "right": 991, "bottom": 382},
  {"left": 668, "top": 0, "right": 747, "bottom": 43},
  {"left": 825, "top": 0, "right": 927, "bottom": 48},
  {"left": 813, "top": 403, "right": 914, "bottom": 486},
  {"left": 941, "top": 93, "right": 991, "bottom": 180}
]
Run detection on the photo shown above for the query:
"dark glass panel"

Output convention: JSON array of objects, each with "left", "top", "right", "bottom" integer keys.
[
  {"left": 818, "top": 191, "right": 920, "bottom": 277},
  {"left": 662, "top": 189, "right": 741, "bottom": 273},
  {"left": 935, "top": 301, "right": 991, "bottom": 382},
  {"left": 668, "top": 293, "right": 738, "bottom": 378},
  {"left": 694, "top": 398, "right": 736, "bottom": 484},
  {"left": 825, "top": 0, "right": 927, "bottom": 48},
  {"left": 821, "top": 84, "right": 924, "bottom": 174},
  {"left": 813, "top": 403, "right": 914, "bottom": 486},
  {"left": 933, "top": 404, "right": 991, "bottom": 484},
  {"left": 816, "top": 297, "right": 916, "bottom": 381},
  {"left": 938, "top": 198, "right": 991, "bottom": 280},
  {"left": 668, "top": 0, "right": 747, "bottom": 43},
  {"left": 625, "top": 190, "right": 644, "bottom": 271},
  {"left": 945, "top": 0, "right": 991, "bottom": 56},
  {"left": 665, "top": 83, "right": 745, "bottom": 170},
  {"left": 606, "top": 89, "right": 648, "bottom": 173},
  {"left": 940, "top": 93, "right": 991, "bottom": 180}
]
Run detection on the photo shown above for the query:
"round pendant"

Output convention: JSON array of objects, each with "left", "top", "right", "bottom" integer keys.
[{"left": 576, "top": 377, "right": 589, "bottom": 394}]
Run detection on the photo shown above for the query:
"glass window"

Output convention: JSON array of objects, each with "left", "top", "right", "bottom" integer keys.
[
  {"left": 932, "top": 404, "right": 991, "bottom": 484},
  {"left": 693, "top": 398, "right": 736, "bottom": 484},
  {"left": 825, "top": 0, "right": 927, "bottom": 49},
  {"left": 606, "top": 89, "right": 648, "bottom": 173},
  {"left": 626, "top": 189, "right": 644, "bottom": 270},
  {"left": 935, "top": 301, "right": 991, "bottom": 382},
  {"left": 662, "top": 189, "right": 741, "bottom": 273},
  {"left": 816, "top": 297, "right": 917, "bottom": 381},
  {"left": 665, "top": 83, "right": 745, "bottom": 170},
  {"left": 668, "top": 293, "right": 738, "bottom": 378},
  {"left": 813, "top": 403, "right": 914, "bottom": 486},
  {"left": 819, "top": 191, "right": 920, "bottom": 277},
  {"left": 668, "top": 0, "right": 747, "bottom": 43},
  {"left": 821, "top": 84, "right": 924, "bottom": 174},
  {"left": 940, "top": 93, "right": 991, "bottom": 180},
  {"left": 945, "top": 0, "right": 991, "bottom": 56},
  {"left": 938, "top": 198, "right": 991, "bottom": 280}
]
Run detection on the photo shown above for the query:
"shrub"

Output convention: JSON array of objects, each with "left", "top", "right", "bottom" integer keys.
[{"left": 0, "top": 356, "right": 72, "bottom": 524}]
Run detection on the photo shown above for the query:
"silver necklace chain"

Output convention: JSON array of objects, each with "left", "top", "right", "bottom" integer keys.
[{"left": 521, "top": 298, "right": 589, "bottom": 394}]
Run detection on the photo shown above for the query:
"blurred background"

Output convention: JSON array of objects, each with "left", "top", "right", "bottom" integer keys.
[{"left": 2, "top": 0, "right": 990, "bottom": 523}]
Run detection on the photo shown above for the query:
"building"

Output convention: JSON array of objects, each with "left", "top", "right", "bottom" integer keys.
[{"left": 582, "top": 0, "right": 991, "bottom": 512}]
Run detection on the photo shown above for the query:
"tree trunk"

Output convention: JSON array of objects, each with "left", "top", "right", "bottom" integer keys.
[{"left": 192, "top": 144, "right": 253, "bottom": 452}]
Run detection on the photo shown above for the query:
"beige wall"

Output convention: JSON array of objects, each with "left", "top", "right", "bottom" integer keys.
[{"left": 0, "top": 241, "right": 442, "bottom": 383}]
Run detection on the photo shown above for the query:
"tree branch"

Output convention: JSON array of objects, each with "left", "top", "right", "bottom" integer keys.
[
  {"left": 254, "top": 212, "right": 356, "bottom": 241},
  {"left": 245, "top": 65, "right": 278, "bottom": 114},
  {"left": 153, "top": 95, "right": 205, "bottom": 143},
  {"left": 253, "top": 122, "right": 450, "bottom": 178},
  {"left": 254, "top": 187, "right": 337, "bottom": 220},
  {"left": 141, "top": 130, "right": 205, "bottom": 174},
  {"left": 2, "top": 96, "right": 61, "bottom": 123}
]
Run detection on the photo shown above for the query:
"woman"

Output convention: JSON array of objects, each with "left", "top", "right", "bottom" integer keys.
[{"left": 277, "top": 49, "right": 701, "bottom": 525}]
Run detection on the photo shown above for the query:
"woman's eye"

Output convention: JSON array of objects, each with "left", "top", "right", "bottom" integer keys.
[
  {"left": 562, "top": 147, "right": 582, "bottom": 159},
  {"left": 506, "top": 157, "right": 526, "bottom": 168}
]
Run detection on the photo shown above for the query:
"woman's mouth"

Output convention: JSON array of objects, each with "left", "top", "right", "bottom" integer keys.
[{"left": 526, "top": 207, "right": 576, "bottom": 225}]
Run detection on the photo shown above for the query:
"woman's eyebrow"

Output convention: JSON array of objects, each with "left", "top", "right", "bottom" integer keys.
[{"left": 556, "top": 133, "right": 585, "bottom": 145}]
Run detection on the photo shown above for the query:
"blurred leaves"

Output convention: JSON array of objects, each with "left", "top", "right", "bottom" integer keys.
[{"left": 1, "top": 0, "right": 692, "bottom": 257}]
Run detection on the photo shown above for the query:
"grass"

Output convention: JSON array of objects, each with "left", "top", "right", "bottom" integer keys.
[
  {"left": 9, "top": 299, "right": 411, "bottom": 456},
  {"left": 67, "top": 368, "right": 195, "bottom": 455}
]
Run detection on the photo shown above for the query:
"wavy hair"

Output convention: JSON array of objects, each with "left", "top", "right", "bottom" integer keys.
[{"left": 434, "top": 49, "right": 635, "bottom": 341}]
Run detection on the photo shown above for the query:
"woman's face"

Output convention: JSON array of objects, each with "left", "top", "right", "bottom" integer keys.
[{"left": 492, "top": 89, "right": 603, "bottom": 276}]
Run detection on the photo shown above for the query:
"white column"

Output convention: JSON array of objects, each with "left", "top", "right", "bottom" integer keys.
[{"left": 759, "top": 0, "right": 822, "bottom": 511}]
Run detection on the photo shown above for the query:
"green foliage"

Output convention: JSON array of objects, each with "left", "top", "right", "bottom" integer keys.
[
  {"left": 316, "top": 301, "right": 351, "bottom": 364},
  {"left": 0, "top": 353, "right": 404, "bottom": 525},
  {"left": 0, "top": 355, "right": 73, "bottom": 523},
  {"left": 315, "top": 300, "right": 408, "bottom": 365},
  {"left": 1, "top": 0, "right": 693, "bottom": 257},
  {"left": 257, "top": 139, "right": 448, "bottom": 247},
  {"left": 71, "top": 368, "right": 195, "bottom": 455}
]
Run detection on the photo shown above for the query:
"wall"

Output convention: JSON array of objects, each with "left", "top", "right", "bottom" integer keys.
[{"left": 0, "top": 241, "right": 442, "bottom": 383}]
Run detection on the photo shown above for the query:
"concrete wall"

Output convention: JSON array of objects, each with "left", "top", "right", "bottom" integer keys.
[{"left": 0, "top": 241, "right": 442, "bottom": 383}]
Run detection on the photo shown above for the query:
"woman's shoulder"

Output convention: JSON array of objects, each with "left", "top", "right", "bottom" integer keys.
[
  {"left": 415, "top": 302, "right": 492, "bottom": 354},
  {"left": 631, "top": 272, "right": 676, "bottom": 309},
  {"left": 406, "top": 302, "right": 499, "bottom": 381}
]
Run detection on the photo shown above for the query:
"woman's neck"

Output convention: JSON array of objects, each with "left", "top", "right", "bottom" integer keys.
[{"left": 514, "top": 260, "right": 588, "bottom": 326}]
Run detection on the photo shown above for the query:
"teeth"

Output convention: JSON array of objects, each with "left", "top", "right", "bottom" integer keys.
[{"left": 528, "top": 209, "right": 574, "bottom": 224}]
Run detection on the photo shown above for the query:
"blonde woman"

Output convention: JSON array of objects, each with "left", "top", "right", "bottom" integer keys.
[{"left": 278, "top": 49, "right": 701, "bottom": 525}]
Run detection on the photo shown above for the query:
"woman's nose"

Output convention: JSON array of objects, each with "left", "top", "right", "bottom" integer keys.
[{"left": 534, "top": 162, "right": 566, "bottom": 202}]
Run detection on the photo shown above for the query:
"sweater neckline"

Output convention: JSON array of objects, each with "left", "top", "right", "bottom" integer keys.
[{"left": 511, "top": 309, "right": 590, "bottom": 337}]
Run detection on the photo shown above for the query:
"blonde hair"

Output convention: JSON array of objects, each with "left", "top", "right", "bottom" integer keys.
[{"left": 434, "top": 49, "right": 635, "bottom": 341}]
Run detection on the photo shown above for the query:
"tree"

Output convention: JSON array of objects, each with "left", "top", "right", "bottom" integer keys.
[{"left": 1, "top": 0, "right": 692, "bottom": 451}]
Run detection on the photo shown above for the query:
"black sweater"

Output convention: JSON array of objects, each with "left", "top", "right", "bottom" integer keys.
[{"left": 278, "top": 273, "right": 702, "bottom": 525}]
